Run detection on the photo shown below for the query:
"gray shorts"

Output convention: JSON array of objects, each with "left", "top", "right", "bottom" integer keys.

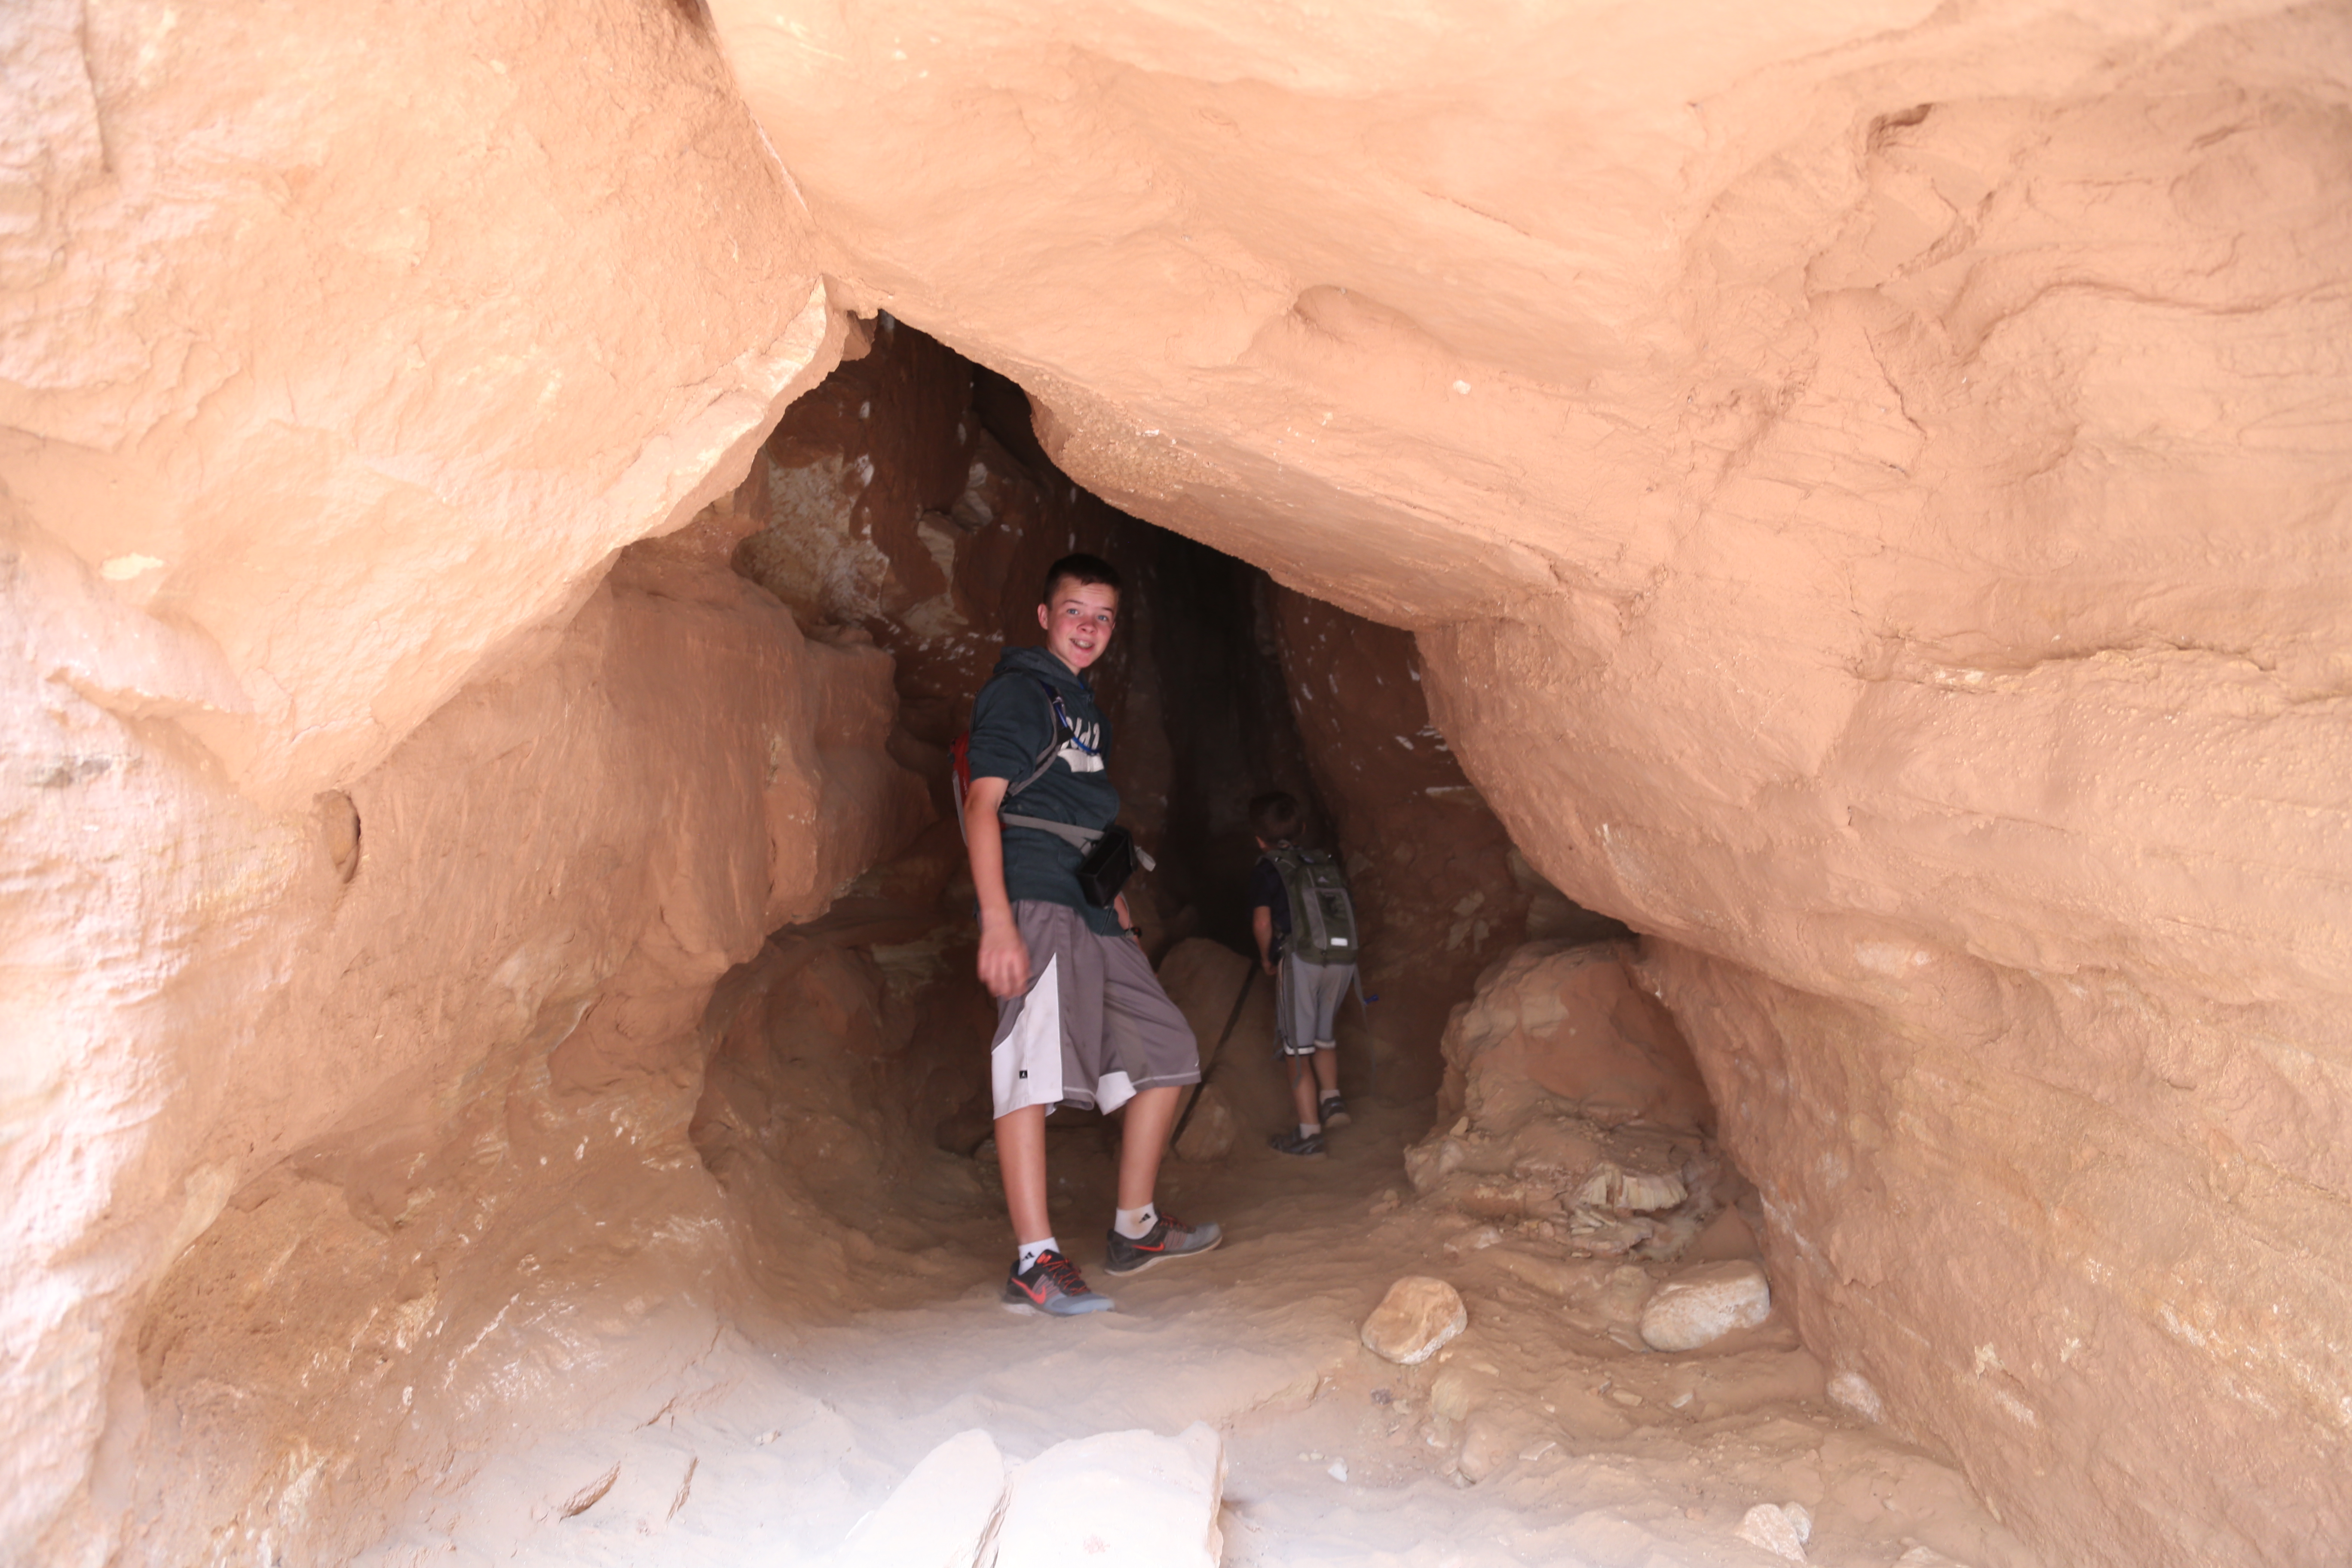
[
  {"left": 1277, "top": 955, "right": 1356, "bottom": 1057},
  {"left": 990, "top": 900, "right": 1200, "bottom": 1117}
]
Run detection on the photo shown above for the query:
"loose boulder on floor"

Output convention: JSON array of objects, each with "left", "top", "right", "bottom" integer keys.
[
  {"left": 1360, "top": 1276, "right": 1468, "bottom": 1365},
  {"left": 1639, "top": 1260, "right": 1772, "bottom": 1351},
  {"left": 1646, "top": 1260, "right": 1768, "bottom": 1354}
]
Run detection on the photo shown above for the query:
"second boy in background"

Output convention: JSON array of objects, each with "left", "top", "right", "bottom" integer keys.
[{"left": 1248, "top": 791, "right": 1363, "bottom": 1158}]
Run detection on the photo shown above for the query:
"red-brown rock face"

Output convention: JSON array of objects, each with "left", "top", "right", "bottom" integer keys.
[
  {"left": 712, "top": 5, "right": 2352, "bottom": 1564},
  {"left": 103, "top": 529, "right": 925, "bottom": 1562}
]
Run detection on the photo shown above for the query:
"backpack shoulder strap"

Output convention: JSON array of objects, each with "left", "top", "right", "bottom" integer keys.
[{"left": 1003, "top": 678, "right": 1071, "bottom": 801}]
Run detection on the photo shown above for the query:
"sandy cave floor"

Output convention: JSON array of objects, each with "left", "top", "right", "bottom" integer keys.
[{"left": 365, "top": 1100, "right": 2042, "bottom": 1568}]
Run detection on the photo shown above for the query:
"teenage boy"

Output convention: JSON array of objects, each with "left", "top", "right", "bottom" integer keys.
[
  {"left": 964, "top": 553, "right": 1222, "bottom": 1316},
  {"left": 1249, "top": 791, "right": 1355, "bottom": 1157}
]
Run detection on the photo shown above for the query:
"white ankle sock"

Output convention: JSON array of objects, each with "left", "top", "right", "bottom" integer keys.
[
  {"left": 1299, "top": 1121, "right": 1320, "bottom": 1139},
  {"left": 1113, "top": 1204, "right": 1157, "bottom": 1240},
  {"left": 1017, "top": 1237, "right": 1059, "bottom": 1272}
]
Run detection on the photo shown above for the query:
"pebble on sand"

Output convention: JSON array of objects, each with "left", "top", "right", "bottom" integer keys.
[
  {"left": 1360, "top": 1276, "right": 1469, "bottom": 1365},
  {"left": 1638, "top": 1259, "right": 1771, "bottom": 1351}
]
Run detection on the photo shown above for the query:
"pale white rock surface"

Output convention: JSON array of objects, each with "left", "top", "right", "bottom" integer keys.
[
  {"left": 993, "top": 1423, "right": 1225, "bottom": 1568},
  {"left": 1735, "top": 1501, "right": 1813, "bottom": 1561},
  {"left": 1639, "top": 1260, "right": 1772, "bottom": 1351},
  {"left": 1895, "top": 1549, "right": 1970, "bottom": 1568},
  {"left": 1360, "top": 1277, "right": 1469, "bottom": 1365},
  {"left": 823, "top": 1428, "right": 1008, "bottom": 1568},
  {"left": 1828, "top": 1369, "right": 1885, "bottom": 1423}
]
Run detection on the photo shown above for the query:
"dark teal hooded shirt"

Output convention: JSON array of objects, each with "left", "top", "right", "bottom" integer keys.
[{"left": 967, "top": 646, "right": 1124, "bottom": 935}]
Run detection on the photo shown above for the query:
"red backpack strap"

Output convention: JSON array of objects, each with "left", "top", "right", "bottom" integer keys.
[{"left": 949, "top": 732, "right": 974, "bottom": 842}]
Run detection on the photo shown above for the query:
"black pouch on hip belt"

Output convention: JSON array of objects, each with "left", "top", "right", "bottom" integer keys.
[
  {"left": 999, "top": 813, "right": 1156, "bottom": 910},
  {"left": 1074, "top": 824, "right": 1139, "bottom": 909}
]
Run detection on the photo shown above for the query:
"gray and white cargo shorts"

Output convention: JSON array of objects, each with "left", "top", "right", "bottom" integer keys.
[
  {"left": 989, "top": 900, "right": 1200, "bottom": 1118},
  {"left": 1277, "top": 953, "right": 1356, "bottom": 1057}
]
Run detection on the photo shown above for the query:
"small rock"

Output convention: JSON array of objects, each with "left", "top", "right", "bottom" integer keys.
[
  {"left": 1325, "top": 1458, "right": 1348, "bottom": 1482},
  {"left": 1827, "top": 1369, "right": 1883, "bottom": 1422},
  {"left": 1360, "top": 1276, "right": 1468, "bottom": 1365},
  {"left": 1734, "top": 1501, "right": 1809, "bottom": 1561},
  {"left": 1452, "top": 1409, "right": 1515, "bottom": 1484},
  {"left": 1429, "top": 1366, "right": 1490, "bottom": 1421},
  {"left": 1639, "top": 1260, "right": 1771, "bottom": 1351},
  {"left": 1441, "top": 1225, "right": 1502, "bottom": 1256},
  {"left": 1894, "top": 1550, "right": 1969, "bottom": 1568}
]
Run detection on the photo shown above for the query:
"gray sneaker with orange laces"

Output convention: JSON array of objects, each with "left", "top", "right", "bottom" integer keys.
[
  {"left": 1102, "top": 1212, "right": 1225, "bottom": 1276},
  {"left": 1003, "top": 1249, "right": 1115, "bottom": 1316}
]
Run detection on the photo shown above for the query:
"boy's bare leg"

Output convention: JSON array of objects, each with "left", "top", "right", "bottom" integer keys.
[
  {"left": 1115, "top": 1084, "right": 1183, "bottom": 1209},
  {"left": 995, "top": 1104, "right": 1053, "bottom": 1243},
  {"left": 1289, "top": 1056, "right": 1322, "bottom": 1130},
  {"left": 1312, "top": 1047, "right": 1339, "bottom": 1098}
]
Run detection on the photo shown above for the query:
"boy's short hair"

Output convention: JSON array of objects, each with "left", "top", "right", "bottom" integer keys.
[
  {"left": 1042, "top": 552, "right": 1122, "bottom": 605},
  {"left": 1250, "top": 791, "right": 1305, "bottom": 845}
]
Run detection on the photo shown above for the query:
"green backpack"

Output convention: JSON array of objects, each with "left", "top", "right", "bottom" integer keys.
[{"left": 1265, "top": 846, "right": 1361, "bottom": 965}]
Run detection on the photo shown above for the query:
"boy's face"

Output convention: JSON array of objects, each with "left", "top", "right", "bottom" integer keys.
[{"left": 1038, "top": 577, "right": 1118, "bottom": 674}]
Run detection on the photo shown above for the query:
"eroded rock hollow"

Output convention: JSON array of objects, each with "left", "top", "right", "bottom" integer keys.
[{"left": 4, "top": 3, "right": 2346, "bottom": 1566}]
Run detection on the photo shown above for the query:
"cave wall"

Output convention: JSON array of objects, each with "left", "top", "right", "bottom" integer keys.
[
  {"left": 709, "top": 5, "right": 2352, "bottom": 1564},
  {"left": 122, "top": 527, "right": 923, "bottom": 1562},
  {"left": 0, "top": 3, "right": 892, "bottom": 1559}
]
